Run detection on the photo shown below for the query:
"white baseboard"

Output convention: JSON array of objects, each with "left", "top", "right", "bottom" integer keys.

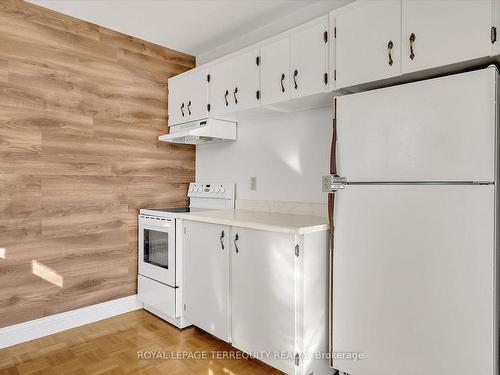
[{"left": 0, "top": 295, "right": 143, "bottom": 349}]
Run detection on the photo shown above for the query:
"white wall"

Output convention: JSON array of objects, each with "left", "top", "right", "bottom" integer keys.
[{"left": 196, "top": 106, "right": 333, "bottom": 204}]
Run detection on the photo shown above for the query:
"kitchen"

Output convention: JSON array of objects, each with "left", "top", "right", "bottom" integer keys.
[{"left": 0, "top": 0, "right": 499, "bottom": 374}]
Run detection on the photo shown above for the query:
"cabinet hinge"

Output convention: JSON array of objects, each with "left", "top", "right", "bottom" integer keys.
[
  {"left": 207, "top": 103, "right": 211, "bottom": 112},
  {"left": 256, "top": 56, "right": 261, "bottom": 66},
  {"left": 295, "top": 244, "right": 299, "bottom": 257},
  {"left": 334, "top": 27, "right": 336, "bottom": 38},
  {"left": 256, "top": 90, "right": 260, "bottom": 100},
  {"left": 492, "top": 26, "right": 497, "bottom": 44},
  {"left": 323, "top": 30, "right": 328, "bottom": 43},
  {"left": 294, "top": 353, "right": 300, "bottom": 366},
  {"left": 324, "top": 73, "right": 328, "bottom": 85}
]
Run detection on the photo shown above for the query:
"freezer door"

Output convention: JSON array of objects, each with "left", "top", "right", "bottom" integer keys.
[
  {"left": 336, "top": 67, "right": 497, "bottom": 182},
  {"left": 332, "top": 185, "right": 496, "bottom": 375}
]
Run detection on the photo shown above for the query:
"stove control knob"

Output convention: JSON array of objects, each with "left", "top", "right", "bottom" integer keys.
[
  {"left": 215, "top": 187, "right": 221, "bottom": 193},
  {"left": 209, "top": 188, "right": 214, "bottom": 193},
  {"left": 193, "top": 187, "right": 198, "bottom": 193},
  {"left": 220, "top": 187, "right": 225, "bottom": 194}
]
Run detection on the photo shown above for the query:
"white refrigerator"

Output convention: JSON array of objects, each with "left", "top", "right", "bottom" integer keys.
[{"left": 329, "top": 66, "right": 499, "bottom": 375}]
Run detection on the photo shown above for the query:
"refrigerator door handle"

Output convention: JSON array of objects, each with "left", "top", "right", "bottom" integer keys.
[
  {"left": 331, "top": 98, "right": 338, "bottom": 176},
  {"left": 328, "top": 191, "right": 335, "bottom": 368}
]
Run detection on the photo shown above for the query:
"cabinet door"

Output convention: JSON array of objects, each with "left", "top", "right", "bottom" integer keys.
[
  {"left": 186, "top": 69, "right": 209, "bottom": 121},
  {"left": 167, "top": 74, "right": 189, "bottom": 126},
  {"left": 494, "top": 0, "right": 500, "bottom": 56},
  {"left": 230, "top": 228, "right": 296, "bottom": 374},
  {"left": 183, "top": 221, "right": 230, "bottom": 341},
  {"left": 260, "top": 37, "right": 290, "bottom": 106},
  {"left": 290, "top": 16, "right": 329, "bottom": 98},
  {"left": 209, "top": 59, "right": 234, "bottom": 116},
  {"left": 402, "top": 0, "right": 491, "bottom": 74},
  {"left": 335, "top": 0, "right": 401, "bottom": 89},
  {"left": 231, "top": 49, "right": 260, "bottom": 112}
]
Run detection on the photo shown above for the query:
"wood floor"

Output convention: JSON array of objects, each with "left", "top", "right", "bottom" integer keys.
[{"left": 0, "top": 310, "right": 283, "bottom": 375}]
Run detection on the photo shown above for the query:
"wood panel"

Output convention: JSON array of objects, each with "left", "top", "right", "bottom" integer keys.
[
  {"left": 0, "top": 310, "right": 283, "bottom": 374},
  {"left": 0, "top": 0, "right": 196, "bottom": 328}
]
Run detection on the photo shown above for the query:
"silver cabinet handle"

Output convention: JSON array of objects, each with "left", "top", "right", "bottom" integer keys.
[
  {"left": 187, "top": 100, "right": 191, "bottom": 115},
  {"left": 233, "top": 87, "right": 238, "bottom": 104},
  {"left": 387, "top": 40, "right": 394, "bottom": 66},
  {"left": 293, "top": 69, "right": 298, "bottom": 89},
  {"left": 234, "top": 233, "right": 239, "bottom": 253},
  {"left": 220, "top": 230, "right": 225, "bottom": 250},
  {"left": 180, "top": 102, "right": 185, "bottom": 117},
  {"left": 409, "top": 33, "right": 416, "bottom": 60}
]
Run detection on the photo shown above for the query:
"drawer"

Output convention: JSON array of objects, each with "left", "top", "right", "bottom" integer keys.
[{"left": 138, "top": 275, "right": 177, "bottom": 318}]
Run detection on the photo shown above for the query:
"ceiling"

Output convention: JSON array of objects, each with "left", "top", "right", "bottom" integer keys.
[{"left": 28, "top": 0, "right": 344, "bottom": 59}]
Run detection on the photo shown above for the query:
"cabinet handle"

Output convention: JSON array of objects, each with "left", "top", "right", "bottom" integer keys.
[
  {"left": 220, "top": 230, "right": 225, "bottom": 250},
  {"left": 234, "top": 233, "right": 239, "bottom": 253},
  {"left": 233, "top": 87, "right": 238, "bottom": 104},
  {"left": 281, "top": 73, "right": 285, "bottom": 93},
  {"left": 187, "top": 101, "right": 191, "bottom": 115},
  {"left": 180, "top": 102, "right": 185, "bottom": 117},
  {"left": 293, "top": 69, "right": 298, "bottom": 90},
  {"left": 224, "top": 90, "right": 229, "bottom": 106},
  {"left": 387, "top": 40, "right": 394, "bottom": 66},
  {"left": 409, "top": 33, "right": 416, "bottom": 60}
]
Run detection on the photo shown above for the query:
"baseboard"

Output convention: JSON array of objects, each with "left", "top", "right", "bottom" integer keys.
[{"left": 0, "top": 295, "right": 143, "bottom": 349}]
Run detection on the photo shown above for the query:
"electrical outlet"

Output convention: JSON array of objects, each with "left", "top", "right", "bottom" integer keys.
[
  {"left": 322, "top": 175, "right": 331, "bottom": 192},
  {"left": 250, "top": 176, "right": 257, "bottom": 191}
]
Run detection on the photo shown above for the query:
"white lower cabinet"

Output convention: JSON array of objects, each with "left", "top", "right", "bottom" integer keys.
[
  {"left": 231, "top": 227, "right": 296, "bottom": 374},
  {"left": 183, "top": 221, "right": 230, "bottom": 341},
  {"left": 183, "top": 220, "right": 330, "bottom": 375}
]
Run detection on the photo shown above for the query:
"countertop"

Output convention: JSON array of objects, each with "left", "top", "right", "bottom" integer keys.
[{"left": 177, "top": 209, "right": 330, "bottom": 235}]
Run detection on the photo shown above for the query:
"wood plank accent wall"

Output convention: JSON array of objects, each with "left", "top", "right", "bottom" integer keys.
[{"left": 0, "top": 0, "right": 195, "bottom": 328}]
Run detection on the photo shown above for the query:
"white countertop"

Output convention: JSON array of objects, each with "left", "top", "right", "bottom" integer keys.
[{"left": 177, "top": 209, "right": 330, "bottom": 235}]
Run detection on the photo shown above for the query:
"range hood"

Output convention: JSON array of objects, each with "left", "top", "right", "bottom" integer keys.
[{"left": 159, "top": 119, "right": 237, "bottom": 145}]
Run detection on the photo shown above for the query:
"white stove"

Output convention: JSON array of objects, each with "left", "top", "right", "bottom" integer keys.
[{"left": 137, "top": 182, "right": 234, "bottom": 328}]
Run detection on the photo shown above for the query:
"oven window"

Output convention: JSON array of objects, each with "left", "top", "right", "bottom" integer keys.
[{"left": 144, "top": 229, "right": 169, "bottom": 269}]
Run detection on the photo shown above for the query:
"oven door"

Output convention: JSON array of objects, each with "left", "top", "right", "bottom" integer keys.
[{"left": 138, "top": 215, "right": 176, "bottom": 287}]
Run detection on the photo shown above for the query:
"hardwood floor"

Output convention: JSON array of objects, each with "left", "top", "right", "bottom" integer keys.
[{"left": 0, "top": 310, "right": 283, "bottom": 375}]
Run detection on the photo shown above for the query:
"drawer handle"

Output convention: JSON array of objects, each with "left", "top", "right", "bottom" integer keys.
[
  {"left": 293, "top": 69, "right": 298, "bottom": 90},
  {"left": 387, "top": 40, "right": 394, "bottom": 66},
  {"left": 224, "top": 90, "right": 229, "bottom": 106},
  {"left": 234, "top": 233, "right": 239, "bottom": 253},
  {"left": 233, "top": 87, "right": 238, "bottom": 104},
  {"left": 180, "top": 102, "right": 185, "bottom": 117},
  {"left": 220, "top": 230, "right": 225, "bottom": 250},
  {"left": 409, "top": 33, "right": 416, "bottom": 60},
  {"left": 281, "top": 73, "right": 285, "bottom": 93},
  {"left": 187, "top": 100, "right": 191, "bottom": 115}
]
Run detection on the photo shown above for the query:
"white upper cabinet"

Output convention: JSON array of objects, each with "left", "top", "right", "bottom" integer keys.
[
  {"left": 210, "top": 49, "right": 260, "bottom": 116},
  {"left": 401, "top": 0, "right": 492, "bottom": 74},
  {"left": 186, "top": 69, "right": 209, "bottom": 122},
  {"left": 167, "top": 75, "right": 187, "bottom": 126},
  {"left": 260, "top": 37, "right": 290, "bottom": 106},
  {"left": 335, "top": 0, "right": 401, "bottom": 89},
  {"left": 168, "top": 69, "right": 208, "bottom": 126},
  {"left": 289, "top": 16, "right": 329, "bottom": 98}
]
